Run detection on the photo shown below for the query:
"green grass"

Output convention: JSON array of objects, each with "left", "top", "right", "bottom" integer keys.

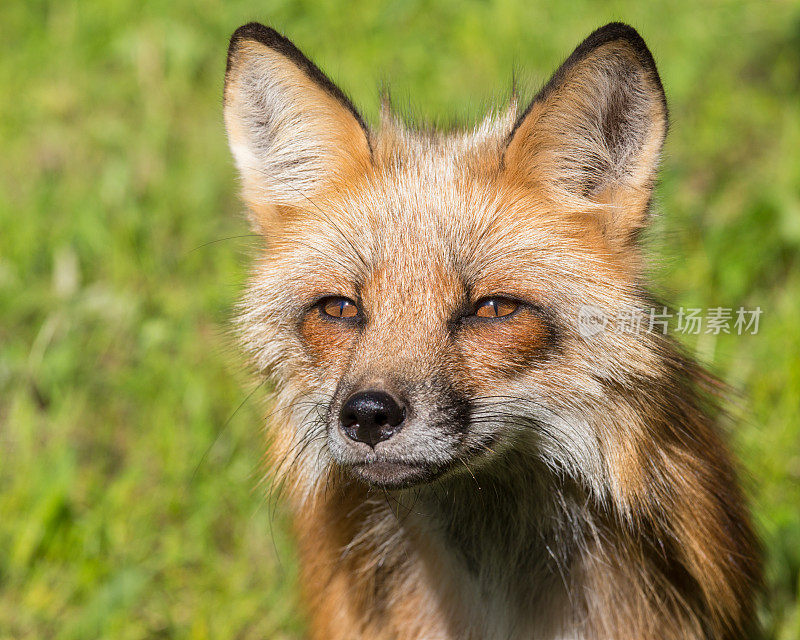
[{"left": 1, "top": 1, "right": 798, "bottom": 638}]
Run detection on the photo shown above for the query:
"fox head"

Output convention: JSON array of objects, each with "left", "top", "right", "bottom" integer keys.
[
  {"left": 223, "top": 25, "right": 763, "bottom": 637},
  {"left": 224, "top": 23, "right": 670, "bottom": 496}
]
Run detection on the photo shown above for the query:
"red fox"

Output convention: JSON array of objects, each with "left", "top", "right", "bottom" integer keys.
[{"left": 223, "top": 22, "right": 761, "bottom": 639}]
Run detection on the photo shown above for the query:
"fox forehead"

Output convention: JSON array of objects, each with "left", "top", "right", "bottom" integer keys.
[
  {"left": 264, "top": 125, "right": 612, "bottom": 302},
  {"left": 270, "top": 192, "right": 581, "bottom": 310}
]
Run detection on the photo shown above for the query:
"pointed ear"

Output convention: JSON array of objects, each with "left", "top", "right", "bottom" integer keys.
[
  {"left": 223, "top": 24, "right": 371, "bottom": 226},
  {"left": 504, "top": 23, "right": 667, "bottom": 247}
]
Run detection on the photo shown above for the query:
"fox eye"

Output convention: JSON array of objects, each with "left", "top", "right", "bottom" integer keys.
[
  {"left": 320, "top": 296, "right": 359, "bottom": 319},
  {"left": 474, "top": 297, "right": 519, "bottom": 319}
]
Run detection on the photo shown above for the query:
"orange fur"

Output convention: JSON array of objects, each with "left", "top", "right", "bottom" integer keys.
[{"left": 224, "top": 22, "right": 761, "bottom": 639}]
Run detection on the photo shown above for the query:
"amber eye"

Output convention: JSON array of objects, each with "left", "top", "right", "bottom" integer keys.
[
  {"left": 474, "top": 297, "right": 519, "bottom": 319},
  {"left": 320, "top": 297, "right": 359, "bottom": 319}
]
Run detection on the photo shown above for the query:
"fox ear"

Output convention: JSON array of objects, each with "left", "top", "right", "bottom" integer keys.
[
  {"left": 224, "top": 24, "right": 371, "bottom": 225},
  {"left": 504, "top": 23, "right": 667, "bottom": 246}
]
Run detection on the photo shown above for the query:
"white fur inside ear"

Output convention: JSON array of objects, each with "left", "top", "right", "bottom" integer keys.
[
  {"left": 229, "top": 61, "right": 333, "bottom": 205},
  {"left": 505, "top": 43, "right": 666, "bottom": 209},
  {"left": 228, "top": 140, "right": 260, "bottom": 181},
  {"left": 224, "top": 44, "right": 369, "bottom": 209}
]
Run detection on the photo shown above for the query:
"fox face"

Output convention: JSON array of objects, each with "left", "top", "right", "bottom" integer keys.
[
  {"left": 225, "top": 24, "right": 668, "bottom": 494},
  {"left": 224, "top": 23, "right": 761, "bottom": 639},
  {"left": 223, "top": 22, "right": 673, "bottom": 494}
]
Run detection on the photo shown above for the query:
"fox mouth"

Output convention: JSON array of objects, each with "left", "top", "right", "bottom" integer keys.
[
  {"left": 339, "top": 431, "right": 502, "bottom": 490},
  {"left": 348, "top": 460, "right": 449, "bottom": 489}
]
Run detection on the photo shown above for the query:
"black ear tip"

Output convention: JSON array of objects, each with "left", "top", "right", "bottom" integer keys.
[
  {"left": 528, "top": 21, "right": 664, "bottom": 109},
  {"left": 587, "top": 22, "right": 666, "bottom": 116},
  {"left": 227, "top": 22, "right": 288, "bottom": 58},
  {"left": 230, "top": 22, "right": 279, "bottom": 46},
  {"left": 222, "top": 22, "right": 370, "bottom": 139},
  {"left": 590, "top": 22, "right": 645, "bottom": 42},
  {"left": 227, "top": 23, "right": 271, "bottom": 73},
  {"left": 226, "top": 23, "right": 308, "bottom": 80},
  {"left": 579, "top": 22, "right": 658, "bottom": 71}
]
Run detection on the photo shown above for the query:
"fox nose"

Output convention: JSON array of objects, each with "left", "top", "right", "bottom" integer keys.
[{"left": 340, "top": 390, "right": 405, "bottom": 447}]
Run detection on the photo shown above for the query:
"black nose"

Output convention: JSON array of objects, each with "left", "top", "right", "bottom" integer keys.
[{"left": 340, "top": 390, "right": 405, "bottom": 447}]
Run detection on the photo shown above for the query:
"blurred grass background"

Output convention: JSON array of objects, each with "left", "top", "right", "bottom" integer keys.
[{"left": 1, "top": 0, "right": 799, "bottom": 638}]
